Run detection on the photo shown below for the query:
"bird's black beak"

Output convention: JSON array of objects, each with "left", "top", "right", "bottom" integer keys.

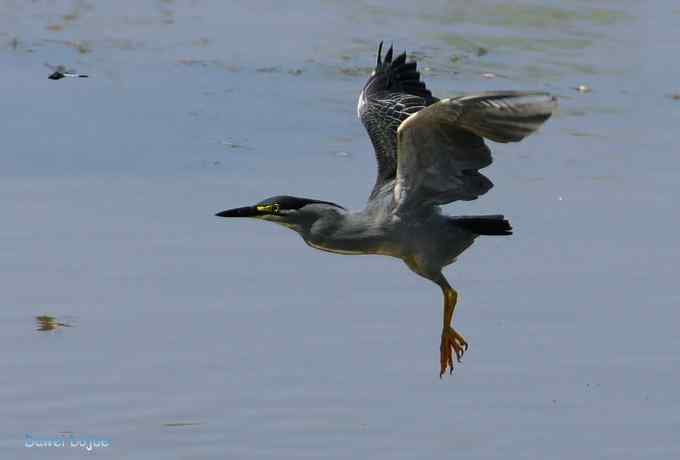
[{"left": 215, "top": 206, "right": 259, "bottom": 218}]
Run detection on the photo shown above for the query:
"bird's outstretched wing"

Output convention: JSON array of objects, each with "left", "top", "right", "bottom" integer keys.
[
  {"left": 358, "top": 42, "right": 437, "bottom": 201},
  {"left": 393, "top": 92, "right": 557, "bottom": 210}
]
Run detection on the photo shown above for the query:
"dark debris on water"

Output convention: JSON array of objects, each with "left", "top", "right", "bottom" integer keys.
[{"left": 35, "top": 315, "right": 73, "bottom": 331}]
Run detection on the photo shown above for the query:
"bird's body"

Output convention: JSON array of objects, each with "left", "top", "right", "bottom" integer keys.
[
  {"left": 217, "top": 42, "right": 556, "bottom": 377},
  {"left": 297, "top": 198, "right": 475, "bottom": 274}
]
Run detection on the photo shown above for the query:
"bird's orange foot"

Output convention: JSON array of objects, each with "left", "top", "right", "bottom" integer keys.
[{"left": 439, "top": 327, "right": 468, "bottom": 377}]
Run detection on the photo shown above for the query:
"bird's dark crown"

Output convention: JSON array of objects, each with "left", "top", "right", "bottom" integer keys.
[{"left": 257, "top": 195, "right": 345, "bottom": 211}]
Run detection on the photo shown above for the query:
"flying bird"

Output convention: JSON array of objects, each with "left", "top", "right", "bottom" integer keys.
[
  {"left": 217, "top": 42, "right": 557, "bottom": 377},
  {"left": 46, "top": 63, "right": 89, "bottom": 80}
]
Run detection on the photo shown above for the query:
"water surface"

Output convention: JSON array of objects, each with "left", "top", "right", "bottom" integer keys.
[{"left": 1, "top": 1, "right": 679, "bottom": 458}]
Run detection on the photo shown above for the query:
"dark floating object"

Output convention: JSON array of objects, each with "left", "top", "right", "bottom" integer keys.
[
  {"left": 572, "top": 84, "right": 592, "bottom": 93},
  {"left": 35, "top": 314, "right": 72, "bottom": 331},
  {"left": 45, "top": 63, "right": 89, "bottom": 80},
  {"left": 162, "top": 422, "right": 202, "bottom": 427}
]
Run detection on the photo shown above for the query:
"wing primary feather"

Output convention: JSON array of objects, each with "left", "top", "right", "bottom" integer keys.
[
  {"left": 385, "top": 45, "right": 393, "bottom": 64},
  {"left": 451, "top": 92, "right": 557, "bottom": 143}
]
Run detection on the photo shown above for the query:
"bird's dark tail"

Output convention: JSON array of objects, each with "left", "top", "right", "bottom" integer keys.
[{"left": 452, "top": 215, "right": 512, "bottom": 236}]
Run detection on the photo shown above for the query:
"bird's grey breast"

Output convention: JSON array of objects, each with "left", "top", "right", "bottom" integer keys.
[{"left": 304, "top": 207, "right": 399, "bottom": 256}]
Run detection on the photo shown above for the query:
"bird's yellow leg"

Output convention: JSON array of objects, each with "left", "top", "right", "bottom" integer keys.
[{"left": 439, "top": 285, "right": 468, "bottom": 377}]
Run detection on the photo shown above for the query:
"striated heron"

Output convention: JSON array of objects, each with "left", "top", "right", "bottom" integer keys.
[{"left": 217, "top": 42, "right": 557, "bottom": 377}]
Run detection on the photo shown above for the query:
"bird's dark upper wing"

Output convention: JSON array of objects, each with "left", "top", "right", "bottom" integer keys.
[
  {"left": 393, "top": 92, "right": 557, "bottom": 210},
  {"left": 358, "top": 43, "right": 437, "bottom": 201}
]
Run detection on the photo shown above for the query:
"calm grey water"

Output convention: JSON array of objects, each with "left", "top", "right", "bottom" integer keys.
[{"left": 2, "top": 1, "right": 679, "bottom": 458}]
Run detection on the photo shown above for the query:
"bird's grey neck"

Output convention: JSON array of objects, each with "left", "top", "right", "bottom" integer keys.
[{"left": 302, "top": 209, "right": 390, "bottom": 256}]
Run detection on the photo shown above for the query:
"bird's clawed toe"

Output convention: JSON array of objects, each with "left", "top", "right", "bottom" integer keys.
[{"left": 439, "top": 327, "right": 468, "bottom": 377}]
